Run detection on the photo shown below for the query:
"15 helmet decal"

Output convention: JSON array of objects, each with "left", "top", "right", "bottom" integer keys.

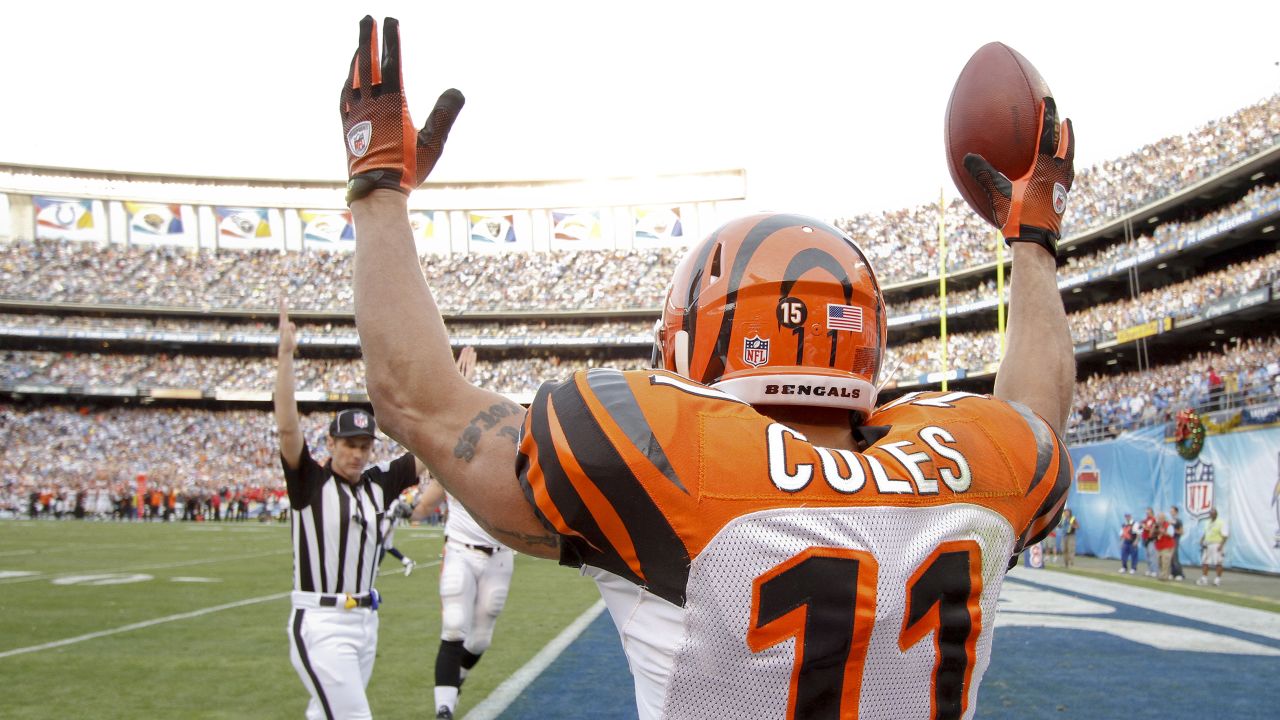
[{"left": 653, "top": 213, "right": 887, "bottom": 420}]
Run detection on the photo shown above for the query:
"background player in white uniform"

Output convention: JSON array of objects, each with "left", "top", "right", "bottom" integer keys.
[
  {"left": 276, "top": 300, "right": 426, "bottom": 719},
  {"left": 410, "top": 347, "right": 515, "bottom": 720},
  {"left": 341, "top": 17, "right": 1074, "bottom": 719},
  {"left": 380, "top": 489, "right": 417, "bottom": 576},
  {"left": 413, "top": 478, "right": 514, "bottom": 720}
]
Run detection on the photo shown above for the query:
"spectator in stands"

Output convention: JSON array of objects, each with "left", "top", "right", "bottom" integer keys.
[{"left": 1206, "top": 365, "right": 1224, "bottom": 410}]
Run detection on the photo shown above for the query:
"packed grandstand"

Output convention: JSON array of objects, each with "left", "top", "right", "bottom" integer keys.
[{"left": 1, "top": 94, "right": 1277, "bottom": 520}]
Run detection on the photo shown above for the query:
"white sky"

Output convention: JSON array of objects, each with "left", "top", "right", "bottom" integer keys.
[{"left": 1, "top": 1, "right": 1276, "bottom": 217}]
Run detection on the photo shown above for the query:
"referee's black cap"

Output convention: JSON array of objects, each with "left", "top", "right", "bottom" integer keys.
[{"left": 329, "top": 409, "right": 377, "bottom": 438}]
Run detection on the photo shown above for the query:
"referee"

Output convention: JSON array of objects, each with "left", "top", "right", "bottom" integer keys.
[{"left": 275, "top": 300, "right": 425, "bottom": 719}]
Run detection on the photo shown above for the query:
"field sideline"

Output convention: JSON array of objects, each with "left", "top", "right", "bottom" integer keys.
[
  {"left": 0, "top": 520, "right": 600, "bottom": 719},
  {"left": 6, "top": 520, "right": 1280, "bottom": 719}
]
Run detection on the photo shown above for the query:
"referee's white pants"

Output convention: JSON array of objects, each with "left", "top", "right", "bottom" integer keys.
[
  {"left": 287, "top": 595, "right": 379, "bottom": 720},
  {"left": 439, "top": 542, "right": 514, "bottom": 655}
]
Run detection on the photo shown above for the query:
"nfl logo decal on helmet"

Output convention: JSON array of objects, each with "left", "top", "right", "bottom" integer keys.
[
  {"left": 652, "top": 212, "right": 886, "bottom": 420},
  {"left": 743, "top": 336, "right": 770, "bottom": 368}
]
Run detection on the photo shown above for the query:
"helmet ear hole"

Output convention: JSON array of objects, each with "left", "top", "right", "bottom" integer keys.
[{"left": 674, "top": 330, "right": 691, "bottom": 378}]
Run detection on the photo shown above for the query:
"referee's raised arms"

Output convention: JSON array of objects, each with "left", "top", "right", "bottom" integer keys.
[{"left": 274, "top": 299, "right": 304, "bottom": 470}]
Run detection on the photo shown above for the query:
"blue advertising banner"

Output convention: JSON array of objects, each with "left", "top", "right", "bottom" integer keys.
[{"left": 1067, "top": 425, "right": 1280, "bottom": 574}]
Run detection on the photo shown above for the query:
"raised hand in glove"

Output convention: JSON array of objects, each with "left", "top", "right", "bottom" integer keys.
[
  {"left": 340, "top": 16, "right": 464, "bottom": 205},
  {"left": 963, "top": 97, "right": 1074, "bottom": 257}
]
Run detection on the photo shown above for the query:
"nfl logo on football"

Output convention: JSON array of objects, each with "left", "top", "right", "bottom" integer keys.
[
  {"left": 1184, "top": 459, "right": 1214, "bottom": 520},
  {"left": 743, "top": 336, "right": 769, "bottom": 368}
]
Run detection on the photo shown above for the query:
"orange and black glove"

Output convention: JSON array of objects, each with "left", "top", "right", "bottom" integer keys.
[
  {"left": 963, "top": 97, "right": 1074, "bottom": 257},
  {"left": 340, "top": 16, "right": 464, "bottom": 205}
]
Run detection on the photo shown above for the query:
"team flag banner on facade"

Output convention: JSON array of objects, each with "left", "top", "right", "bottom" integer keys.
[
  {"left": 299, "top": 210, "right": 354, "bottom": 250},
  {"left": 215, "top": 207, "right": 275, "bottom": 249},
  {"left": 125, "top": 202, "right": 189, "bottom": 246},
  {"left": 633, "top": 205, "right": 683, "bottom": 245},
  {"left": 468, "top": 212, "right": 517, "bottom": 250},
  {"left": 408, "top": 210, "right": 441, "bottom": 250},
  {"left": 34, "top": 196, "right": 99, "bottom": 242},
  {"left": 551, "top": 209, "right": 606, "bottom": 249}
]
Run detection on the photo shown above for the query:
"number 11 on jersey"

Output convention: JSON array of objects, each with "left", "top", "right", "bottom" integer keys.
[{"left": 747, "top": 541, "right": 983, "bottom": 720}]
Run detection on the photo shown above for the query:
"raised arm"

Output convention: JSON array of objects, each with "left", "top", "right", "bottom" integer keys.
[
  {"left": 342, "top": 17, "right": 556, "bottom": 557},
  {"left": 963, "top": 97, "right": 1076, "bottom": 435},
  {"left": 274, "top": 299, "right": 304, "bottom": 469},
  {"left": 410, "top": 477, "right": 447, "bottom": 523}
]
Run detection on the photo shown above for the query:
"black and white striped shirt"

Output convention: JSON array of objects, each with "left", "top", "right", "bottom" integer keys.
[{"left": 282, "top": 443, "right": 418, "bottom": 594}]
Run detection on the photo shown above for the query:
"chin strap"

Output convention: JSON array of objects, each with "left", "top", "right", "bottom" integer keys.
[{"left": 851, "top": 422, "right": 891, "bottom": 450}]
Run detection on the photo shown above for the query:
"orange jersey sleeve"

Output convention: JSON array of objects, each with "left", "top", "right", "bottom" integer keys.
[{"left": 517, "top": 372, "right": 1070, "bottom": 606}]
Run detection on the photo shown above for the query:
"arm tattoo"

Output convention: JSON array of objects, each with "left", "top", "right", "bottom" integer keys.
[
  {"left": 491, "top": 526, "right": 560, "bottom": 551},
  {"left": 453, "top": 400, "right": 524, "bottom": 462},
  {"left": 473, "top": 514, "right": 560, "bottom": 552}
]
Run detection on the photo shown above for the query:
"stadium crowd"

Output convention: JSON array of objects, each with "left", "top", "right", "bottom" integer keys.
[
  {"left": 2, "top": 332, "right": 1275, "bottom": 513},
  {"left": 1, "top": 96, "right": 1275, "bottom": 314},
  {"left": 0, "top": 407, "right": 405, "bottom": 521},
  {"left": 4, "top": 241, "right": 1275, "bottom": 394},
  {"left": 1071, "top": 335, "right": 1280, "bottom": 442},
  {"left": 3, "top": 189, "right": 1276, "bottom": 356},
  {"left": 1, "top": 94, "right": 1278, "bottom": 513}
]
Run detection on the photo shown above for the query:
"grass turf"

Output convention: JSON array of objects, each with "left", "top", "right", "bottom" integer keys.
[{"left": 0, "top": 519, "right": 601, "bottom": 719}]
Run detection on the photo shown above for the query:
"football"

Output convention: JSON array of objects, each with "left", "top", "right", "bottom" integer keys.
[{"left": 945, "top": 41, "right": 1053, "bottom": 226}]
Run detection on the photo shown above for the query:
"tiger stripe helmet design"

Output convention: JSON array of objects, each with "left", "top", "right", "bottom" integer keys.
[{"left": 653, "top": 212, "right": 887, "bottom": 420}]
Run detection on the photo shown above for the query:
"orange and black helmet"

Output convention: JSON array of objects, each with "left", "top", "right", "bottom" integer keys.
[{"left": 652, "top": 212, "right": 887, "bottom": 420}]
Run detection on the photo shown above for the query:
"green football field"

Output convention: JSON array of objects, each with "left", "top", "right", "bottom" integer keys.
[{"left": 0, "top": 519, "right": 601, "bottom": 719}]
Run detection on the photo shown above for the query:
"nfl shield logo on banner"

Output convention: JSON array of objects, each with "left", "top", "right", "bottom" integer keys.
[
  {"left": 1184, "top": 459, "right": 1215, "bottom": 519},
  {"left": 743, "top": 336, "right": 770, "bottom": 368}
]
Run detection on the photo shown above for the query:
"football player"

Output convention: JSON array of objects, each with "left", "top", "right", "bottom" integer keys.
[
  {"left": 379, "top": 488, "right": 417, "bottom": 576},
  {"left": 341, "top": 16, "right": 1074, "bottom": 720},
  {"left": 413, "top": 347, "right": 516, "bottom": 720}
]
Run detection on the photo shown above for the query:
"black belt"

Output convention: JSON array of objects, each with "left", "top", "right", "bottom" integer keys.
[
  {"left": 319, "top": 593, "right": 376, "bottom": 609},
  {"left": 449, "top": 537, "right": 497, "bottom": 555}
]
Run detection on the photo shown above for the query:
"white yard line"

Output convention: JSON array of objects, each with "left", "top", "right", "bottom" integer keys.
[
  {"left": 0, "top": 560, "right": 440, "bottom": 659},
  {"left": 464, "top": 599, "right": 607, "bottom": 720},
  {"left": 0, "top": 549, "right": 289, "bottom": 585},
  {"left": 0, "top": 591, "right": 292, "bottom": 660},
  {"left": 1007, "top": 566, "right": 1280, "bottom": 640}
]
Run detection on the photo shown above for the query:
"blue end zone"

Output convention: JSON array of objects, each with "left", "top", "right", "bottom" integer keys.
[
  {"left": 979, "top": 577, "right": 1280, "bottom": 719},
  {"left": 498, "top": 574, "right": 1280, "bottom": 719},
  {"left": 497, "top": 611, "right": 638, "bottom": 720}
]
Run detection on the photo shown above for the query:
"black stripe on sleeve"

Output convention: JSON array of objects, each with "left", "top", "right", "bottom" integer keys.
[
  {"left": 1019, "top": 433, "right": 1073, "bottom": 552},
  {"left": 516, "top": 393, "right": 560, "bottom": 535},
  {"left": 371, "top": 452, "right": 419, "bottom": 505},
  {"left": 552, "top": 378, "right": 692, "bottom": 606},
  {"left": 526, "top": 379, "right": 645, "bottom": 588},
  {"left": 584, "top": 369, "right": 688, "bottom": 494},
  {"left": 1006, "top": 401, "right": 1054, "bottom": 497},
  {"left": 291, "top": 609, "right": 335, "bottom": 720}
]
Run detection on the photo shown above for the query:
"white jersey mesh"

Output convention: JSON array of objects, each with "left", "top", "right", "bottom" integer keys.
[
  {"left": 444, "top": 492, "right": 503, "bottom": 548},
  {"left": 658, "top": 504, "right": 1016, "bottom": 720}
]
